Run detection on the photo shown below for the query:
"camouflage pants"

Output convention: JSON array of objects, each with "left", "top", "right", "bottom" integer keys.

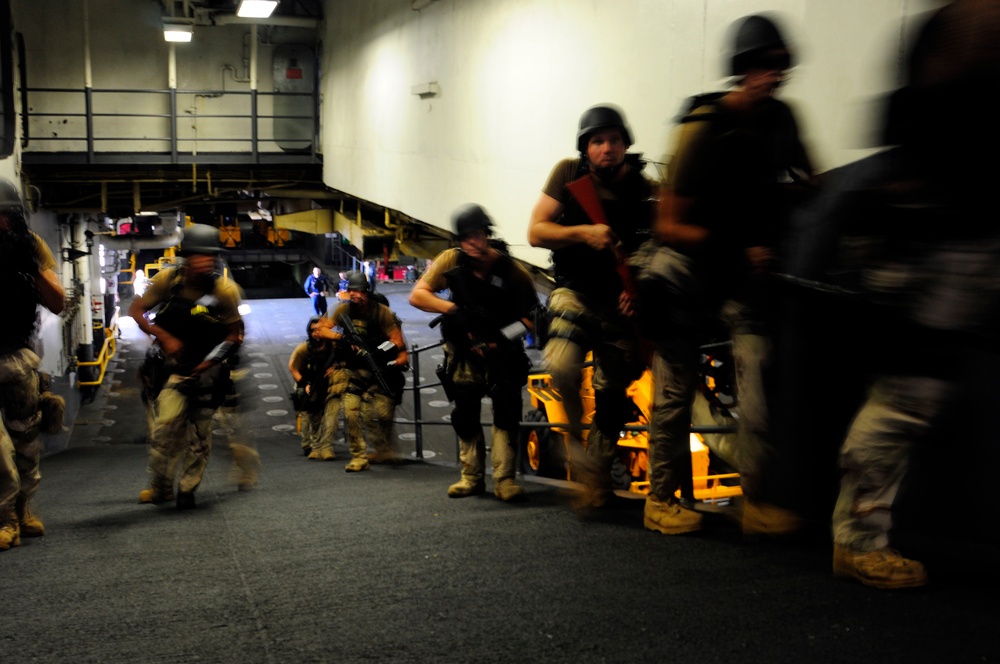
[
  {"left": 315, "top": 393, "right": 343, "bottom": 456},
  {"left": 647, "top": 301, "right": 775, "bottom": 503},
  {"left": 0, "top": 349, "right": 43, "bottom": 512},
  {"left": 300, "top": 409, "right": 324, "bottom": 451},
  {"left": 147, "top": 371, "right": 220, "bottom": 494},
  {"left": 339, "top": 368, "right": 396, "bottom": 460},
  {"left": 543, "top": 288, "right": 644, "bottom": 488},
  {"left": 833, "top": 375, "right": 954, "bottom": 551}
]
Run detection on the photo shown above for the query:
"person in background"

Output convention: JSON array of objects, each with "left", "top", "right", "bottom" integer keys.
[{"left": 304, "top": 266, "right": 330, "bottom": 316}]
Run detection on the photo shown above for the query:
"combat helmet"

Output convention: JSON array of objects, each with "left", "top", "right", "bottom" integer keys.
[
  {"left": 178, "top": 223, "right": 223, "bottom": 256},
  {"left": 346, "top": 270, "right": 370, "bottom": 292},
  {"left": 576, "top": 105, "right": 633, "bottom": 154},
  {"left": 451, "top": 203, "right": 493, "bottom": 239},
  {"left": 729, "top": 14, "right": 794, "bottom": 76}
]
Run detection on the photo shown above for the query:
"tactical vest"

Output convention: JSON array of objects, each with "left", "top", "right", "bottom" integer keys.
[
  {"left": 444, "top": 249, "right": 525, "bottom": 338},
  {"left": 151, "top": 268, "right": 230, "bottom": 372},
  {"left": 0, "top": 231, "right": 41, "bottom": 353},
  {"left": 341, "top": 302, "right": 395, "bottom": 370},
  {"left": 550, "top": 157, "right": 652, "bottom": 306}
]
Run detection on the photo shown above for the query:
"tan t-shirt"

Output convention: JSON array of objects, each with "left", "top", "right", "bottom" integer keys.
[
  {"left": 139, "top": 267, "right": 242, "bottom": 324},
  {"left": 31, "top": 232, "right": 57, "bottom": 272}
]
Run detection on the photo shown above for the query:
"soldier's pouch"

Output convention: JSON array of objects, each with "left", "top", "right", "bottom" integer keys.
[{"left": 327, "top": 367, "right": 351, "bottom": 397}]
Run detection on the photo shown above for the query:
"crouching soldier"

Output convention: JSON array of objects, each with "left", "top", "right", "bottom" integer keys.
[
  {"left": 289, "top": 316, "right": 341, "bottom": 460},
  {"left": 1, "top": 180, "right": 66, "bottom": 550},
  {"left": 409, "top": 204, "right": 539, "bottom": 501},
  {"left": 316, "top": 272, "right": 408, "bottom": 472},
  {"left": 129, "top": 224, "right": 244, "bottom": 509}
]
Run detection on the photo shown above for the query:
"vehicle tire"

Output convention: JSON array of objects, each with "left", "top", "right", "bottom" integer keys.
[{"left": 519, "top": 408, "right": 559, "bottom": 477}]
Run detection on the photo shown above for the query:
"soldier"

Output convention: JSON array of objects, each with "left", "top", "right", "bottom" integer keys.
[
  {"left": 316, "top": 271, "right": 408, "bottom": 472},
  {"left": 829, "top": 0, "right": 1000, "bottom": 589},
  {"left": 288, "top": 315, "right": 341, "bottom": 460},
  {"left": 528, "top": 105, "right": 653, "bottom": 508},
  {"left": 410, "top": 204, "right": 539, "bottom": 501},
  {"left": 641, "top": 14, "right": 814, "bottom": 535},
  {"left": 129, "top": 223, "right": 244, "bottom": 509},
  {"left": 1, "top": 180, "right": 66, "bottom": 551}
]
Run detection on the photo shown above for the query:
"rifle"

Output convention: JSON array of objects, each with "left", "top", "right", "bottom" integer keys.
[{"left": 336, "top": 312, "right": 396, "bottom": 396}]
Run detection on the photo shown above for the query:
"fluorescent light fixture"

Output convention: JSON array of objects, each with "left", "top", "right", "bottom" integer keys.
[
  {"left": 163, "top": 22, "right": 193, "bottom": 42},
  {"left": 237, "top": 1, "right": 278, "bottom": 18}
]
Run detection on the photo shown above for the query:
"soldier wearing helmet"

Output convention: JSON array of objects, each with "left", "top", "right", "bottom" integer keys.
[
  {"left": 315, "top": 270, "right": 408, "bottom": 471},
  {"left": 129, "top": 223, "right": 245, "bottom": 509},
  {"left": 288, "top": 315, "right": 342, "bottom": 460},
  {"left": 1, "top": 180, "right": 66, "bottom": 552},
  {"left": 410, "top": 204, "right": 539, "bottom": 501},
  {"left": 640, "top": 13, "right": 814, "bottom": 537},
  {"left": 528, "top": 105, "right": 653, "bottom": 510}
]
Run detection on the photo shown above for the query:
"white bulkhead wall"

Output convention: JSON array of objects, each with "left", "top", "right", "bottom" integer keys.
[{"left": 320, "top": 0, "right": 942, "bottom": 268}]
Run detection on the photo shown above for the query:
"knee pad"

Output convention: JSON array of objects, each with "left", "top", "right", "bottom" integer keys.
[
  {"left": 593, "top": 389, "right": 628, "bottom": 439},
  {"left": 450, "top": 404, "right": 482, "bottom": 441},
  {"left": 491, "top": 390, "right": 522, "bottom": 433}
]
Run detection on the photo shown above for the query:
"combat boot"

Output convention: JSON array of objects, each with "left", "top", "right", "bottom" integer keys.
[
  {"left": 345, "top": 457, "right": 370, "bottom": 472},
  {"left": 0, "top": 508, "right": 20, "bottom": 551},
  {"left": 741, "top": 500, "right": 802, "bottom": 538},
  {"left": 320, "top": 448, "right": 336, "bottom": 461},
  {"left": 448, "top": 477, "right": 485, "bottom": 498},
  {"left": 643, "top": 496, "right": 702, "bottom": 535},
  {"left": 833, "top": 544, "right": 928, "bottom": 590},
  {"left": 175, "top": 491, "right": 197, "bottom": 510},
  {"left": 138, "top": 480, "right": 174, "bottom": 504},
  {"left": 493, "top": 478, "right": 525, "bottom": 502},
  {"left": 15, "top": 495, "right": 45, "bottom": 537},
  {"left": 308, "top": 450, "right": 322, "bottom": 460}
]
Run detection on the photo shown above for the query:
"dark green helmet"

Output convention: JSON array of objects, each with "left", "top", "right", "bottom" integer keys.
[
  {"left": 576, "top": 105, "right": 633, "bottom": 154},
  {"left": 346, "top": 270, "right": 370, "bottom": 292},
  {"left": 451, "top": 203, "right": 493, "bottom": 239},
  {"left": 730, "top": 14, "right": 793, "bottom": 76},
  {"left": 178, "top": 223, "right": 223, "bottom": 256}
]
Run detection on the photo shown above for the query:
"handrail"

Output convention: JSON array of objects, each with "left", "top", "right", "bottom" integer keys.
[
  {"left": 77, "top": 307, "right": 120, "bottom": 388},
  {"left": 22, "top": 85, "right": 318, "bottom": 162}
]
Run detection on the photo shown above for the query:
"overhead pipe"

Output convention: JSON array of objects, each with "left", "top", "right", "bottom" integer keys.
[
  {"left": 213, "top": 14, "right": 320, "bottom": 29},
  {"left": 99, "top": 229, "right": 183, "bottom": 251}
]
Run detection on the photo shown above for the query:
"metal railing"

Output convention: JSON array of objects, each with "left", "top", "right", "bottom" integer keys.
[
  {"left": 22, "top": 86, "right": 319, "bottom": 163},
  {"left": 398, "top": 341, "right": 737, "bottom": 461},
  {"left": 77, "top": 307, "right": 120, "bottom": 388}
]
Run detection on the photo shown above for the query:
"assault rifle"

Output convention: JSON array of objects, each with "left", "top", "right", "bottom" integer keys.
[{"left": 336, "top": 312, "right": 396, "bottom": 396}]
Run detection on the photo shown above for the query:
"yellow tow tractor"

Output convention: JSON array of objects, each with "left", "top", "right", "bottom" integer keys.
[{"left": 521, "top": 350, "right": 743, "bottom": 503}]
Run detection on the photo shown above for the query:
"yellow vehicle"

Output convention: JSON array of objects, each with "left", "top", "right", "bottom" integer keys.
[{"left": 521, "top": 351, "right": 742, "bottom": 503}]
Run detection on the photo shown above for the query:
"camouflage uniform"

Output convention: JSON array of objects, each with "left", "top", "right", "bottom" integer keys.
[
  {"left": 137, "top": 266, "right": 243, "bottom": 501},
  {"left": 328, "top": 300, "right": 404, "bottom": 470},
  {"left": 1, "top": 231, "right": 59, "bottom": 549}
]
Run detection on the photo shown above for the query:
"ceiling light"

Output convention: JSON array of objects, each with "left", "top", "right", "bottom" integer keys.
[
  {"left": 163, "top": 22, "right": 193, "bottom": 42},
  {"left": 237, "top": 1, "right": 279, "bottom": 18}
]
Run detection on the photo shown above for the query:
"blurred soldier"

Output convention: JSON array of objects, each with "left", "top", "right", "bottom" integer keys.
[
  {"left": 304, "top": 266, "right": 330, "bottom": 316},
  {"left": 410, "top": 204, "right": 539, "bottom": 501},
  {"left": 642, "top": 14, "right": 814, "bottom": 535},
  {"left": 316, "top": 271, "right": 408, "bottom": 472},
  {"left": 129, "top": 224, "right": 244, "bottom": 509},
  {"left": 528, "top": 105, "right": 652, "bottom": 507},
  {"left": 1, "top": 181, "right": 66, "bottom": 551},
  {"left": 288, "top": 315, "right": 340, "bottom": 460},
  {"left": 828, "top": 0, "right": 1000, "bottom": 589}
]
